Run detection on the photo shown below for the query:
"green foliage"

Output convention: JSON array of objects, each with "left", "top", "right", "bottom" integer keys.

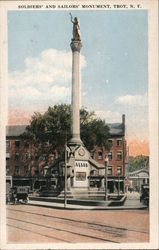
[
  {"left": 22, "top": 104, "right": 111, "bottom": 155},
  {"left": 80, "top": 109, "right": 110, "bottom": 151},
  {"left": 128, "top": 155, "right": 149, "bottom": 172}
]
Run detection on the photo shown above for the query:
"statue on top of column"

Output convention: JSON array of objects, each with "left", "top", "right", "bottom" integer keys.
[{"left": 69, "top": 13, "right": 81, "bottom": 41}]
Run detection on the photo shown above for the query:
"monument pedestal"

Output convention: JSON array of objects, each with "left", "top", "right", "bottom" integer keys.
[{"left": 66, "top": 144, "right": 105, "bottom": 197}]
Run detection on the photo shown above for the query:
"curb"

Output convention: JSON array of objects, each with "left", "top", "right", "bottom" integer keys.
[{"left": 28, "top": 200, "right": 148, "bottom": 211}]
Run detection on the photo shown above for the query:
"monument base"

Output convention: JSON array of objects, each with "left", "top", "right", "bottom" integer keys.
[
  {"left": 42, "top": 145, "right": 106, "bottom": 200},
  {"left": 65, "top": 144, "right": 105, "bottom": 194}
]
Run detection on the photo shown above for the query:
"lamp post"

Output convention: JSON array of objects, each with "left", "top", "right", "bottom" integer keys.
[
  {"left": 117, "top": 169, "right": 120, "bottom": 198},
  {"left": 104, "top": 156, "right": 109, "bottom": 201}
]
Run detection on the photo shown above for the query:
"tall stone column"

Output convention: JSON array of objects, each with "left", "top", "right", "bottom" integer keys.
[{"left": 69, "top": 40, "right": 83, "bottom": 145}]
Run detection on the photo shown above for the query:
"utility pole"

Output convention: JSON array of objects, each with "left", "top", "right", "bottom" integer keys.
[
  {"left": 64, "top": 136, "right": 67, "bottom": 208},
  {"left": 105, "top": 156, "right": 109, "bottom": 201},
  {"left": 118, "top": 174, "right": 120, "bottom": 197}
]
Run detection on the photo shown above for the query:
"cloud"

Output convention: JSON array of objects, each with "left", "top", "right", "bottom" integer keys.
[
  {"left": 9, "top": 87, "right": 42, "bottom": 100},
  {"left": 82, "top": 91, "right": 87, "bottom": 97},
  {"left": 9, "top": 49, "right": 86, "bottom": 87},
  {"left": 8, "top": 109, "right": 32, "bottom": 125},
  {"left": 128, "top": 139, "right": 149, "bottom": 156},
  {"left": 95, "top": 110, "right": 122, "bottom": 123},
  {"left": 115, "top": 93, "right": 148, "bottom": 140},
  {"left": 8, "top": 48, "right": 87, "bottom": 108},
  {"left": 105, "top": 79, "right": 109, "bottom": 85},
  {"left": 125, "top": 111, "right": 149, "bottom": 140},
  {"left": 116, "top": 93, "right": 148, "bottom": 107},
  {"left": 95, "top": 108, "right": 148, "bottom": 142},
  {"left": 50, "top": 86, "right": 71, "bottom": 101}
]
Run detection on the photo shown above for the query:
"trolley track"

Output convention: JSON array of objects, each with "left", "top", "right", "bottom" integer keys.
[
  {"left": 7, "top": 206, "right": 148, "bottom": 235},
  {"left": 7, "top": 223, "right": 71, "bottom": 243},
  {"left": 8, "top": 216, "right": 118, "bottom": 243}
]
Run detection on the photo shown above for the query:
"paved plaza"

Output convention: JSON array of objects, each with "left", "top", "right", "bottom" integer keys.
[{"left": 7, "top": 204, "right": 149, "bottom": 243}]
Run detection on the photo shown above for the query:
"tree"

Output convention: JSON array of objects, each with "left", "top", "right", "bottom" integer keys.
[
  {"left": 22, "top": 104, "right": 111, "bottom": 178},
  {"left": 22, "top": 105, "right": 71, "bottom": 154},
  {"left": 22, "top": 104, "right": 111, "bottom": 156},
  {"left": 80, "top": 108, "right": 110, "bottom": 151},
  {"left": 128, "top": 155, "right": 149, "bottom": 172}
]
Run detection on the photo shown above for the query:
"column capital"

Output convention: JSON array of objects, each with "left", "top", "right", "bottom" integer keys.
[{"left": 70, "top": 41, "right": 82, "bottom": 52}]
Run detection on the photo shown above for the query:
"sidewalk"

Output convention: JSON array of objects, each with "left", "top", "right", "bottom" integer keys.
[{"left": 126, "top": 191, "right": 140, "bottom": 199}]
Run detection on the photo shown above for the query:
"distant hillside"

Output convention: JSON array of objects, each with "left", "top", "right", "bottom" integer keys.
[{"left": 127, "top": 155, "right": 149, "bottom": 173}]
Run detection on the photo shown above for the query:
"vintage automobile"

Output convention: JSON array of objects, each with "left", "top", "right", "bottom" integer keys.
[
  {"left": 8, "top": 186, "right": 29, "bottom": 204},
  {"left": 16, "top": 186, "right": 29, "bottom": 203},
  {"left": 140, "top": 184, "right": 149, "bottom": 206},
  {"left": 8, "top": 187, "right": 17, "bottom": 204}
]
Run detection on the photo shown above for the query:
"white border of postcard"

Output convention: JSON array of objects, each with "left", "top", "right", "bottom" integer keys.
[{"left": 0, "top": 0, "right": 158, "bottom": 249}]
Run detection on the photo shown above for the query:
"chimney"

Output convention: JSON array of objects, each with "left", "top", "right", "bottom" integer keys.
[{"left": 122, "top": 114, "right": 125, "bottom": 135}]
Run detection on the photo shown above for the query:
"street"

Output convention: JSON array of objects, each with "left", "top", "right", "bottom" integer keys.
[{"left": 7, "top": 204, "right": 149, "bottom": 243}]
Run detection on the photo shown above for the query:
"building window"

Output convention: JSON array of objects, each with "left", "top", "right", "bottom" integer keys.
[
  {"left": 44, "top": 141, "right": 49, "bottom": 147},
  {"left": 6, "top": 158, "right": 9, "bottom": 165},
  {"left": 25, "top": 166, "right": 29, "bottom": 175},
  {"left": 98, "top": 151, "right": 103, "bottom": 160},
  {"left": 15, "top": 140, "right": 20, "bottom": 147},
  {"left": 6, "top": 160, "right": 10, "bottom": 175},
  {"left": 35, "top": 167, "right": 39, "bottom": 175},
  {"left": 117, "top": 151, "right": 122, "bottom": 160},
  {"left": 24, "top": 142, "right": 29, "bottom": 148},
  {"left": 43, "top": 154, "right": 48, "bottom": 161},
  {"left": 117, "top": 166, "right": 122, "bottom": 175},
  {"left": 6, "top": 165, "right": 10, "bottom": 175},
  {"left": 6, "top": 140, "right": 10, "bottom": 151},
  {"left": 15, "top": 166, "right": 20, "bottom": 175},
  {"left": 108, "top": 139, "right": 113, "bottom": 145},
  {"left": 108, "top": 166, "right": 113, "bottom": 175},
  {"left": 15, "top": 153, "right": 20, "bottom": 161},
  {"left": 53, "top": 151, "right": 56, "bottom": 160},
  {"left": 35, "top": 153, "right": 39, "bottom": 161},
  {"left": 117, "top": 139, "right": 122, "bottom": 147},
  {"left": 91, "top": 169, "right": 98, "bottom": 176},
  {"left": 6, "top": 153, "right": 10, "bottom": 159},
  {"left": 108, "top": 151, "right": 113, "bottom": 161},
  {"left": 25, "top": 152, "right": 30, "bottom": 160}
]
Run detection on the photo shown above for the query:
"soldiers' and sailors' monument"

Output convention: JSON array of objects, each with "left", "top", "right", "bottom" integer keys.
[
  {"left": 39, "top": 15, "right": 125, "bottom": 201},
  {"left": 65, "top": 14, "right": 105, "bottom": 194}
]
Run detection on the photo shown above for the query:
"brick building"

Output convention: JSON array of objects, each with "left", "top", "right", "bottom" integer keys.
[
  {"left": 6, "top": 125, "right": 34, "bottom": 187},
  {"left": 6, "top": 114, "right": 126, "bottom": 193},
  {"left": 90, "top": 115, "right": 126, "bottom": 193}
]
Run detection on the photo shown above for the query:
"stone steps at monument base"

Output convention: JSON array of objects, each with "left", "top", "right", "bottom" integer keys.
[
  {"left": 37, "top": 189, "right": 125, "bottom": 200},
  {"left": 38, "top": 189, "right": 106, "bottom": 199},
  {"left": 29, "top": 195, "right": 127, "bottom": 207},
  {"left": 29, "top": 196, "right": 111, "bottom": 206},
  {"left": 59, "top": 190, "right": 106, "bottom": 199},
  {"left": 59, "top": 194, "right": 105, "bottom": 200}
]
